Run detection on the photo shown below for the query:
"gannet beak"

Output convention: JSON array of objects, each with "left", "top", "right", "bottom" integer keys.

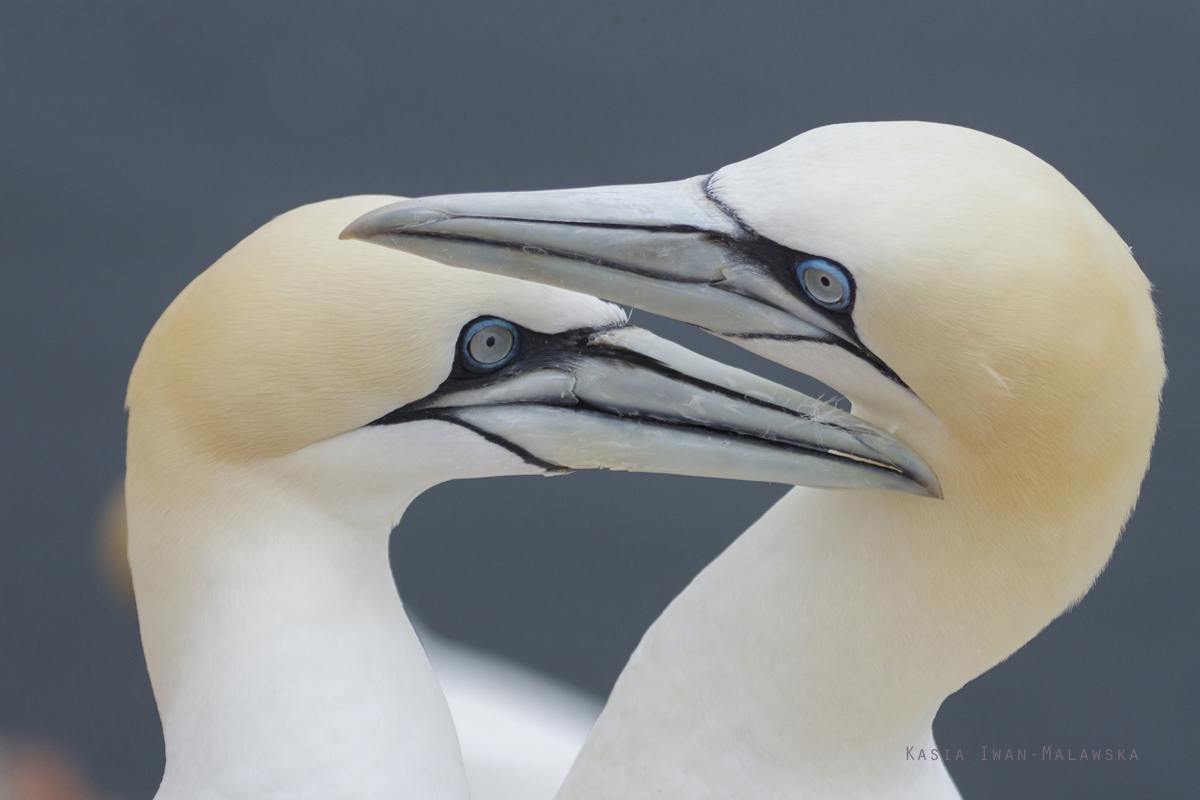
[
  {"left": 376, "top": 324, "right": 941, "bottom": 498},
  {"left": 340, "top": 177, "right": 910, "bottom": 389}
]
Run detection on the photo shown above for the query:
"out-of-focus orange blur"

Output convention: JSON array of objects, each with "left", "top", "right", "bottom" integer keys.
[{"left": 0, "top": 738, "right": 106, "bottom": 800}]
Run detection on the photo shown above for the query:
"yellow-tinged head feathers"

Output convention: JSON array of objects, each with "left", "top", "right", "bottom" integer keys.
[
  {"left": 126, "top": 195, "right": 624, "bottom": 463},
  {"left": 714, "top": 122, "right": 1164, "bottom": 523}
]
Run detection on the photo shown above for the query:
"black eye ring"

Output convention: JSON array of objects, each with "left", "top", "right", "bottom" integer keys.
[
  {"left": 460, "top": 318, "right": 520, "bottom": 372},
  {"left": 796, "top": 258, "right": 853, "bottom": 311}
]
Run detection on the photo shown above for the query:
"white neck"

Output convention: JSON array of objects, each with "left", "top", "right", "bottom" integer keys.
[
  {"left": 557, "top": 489, "right": 957, "bottom": 799},
  {"left": 559, "top": 440, "right": 1122, "bottom": 799},
  {"left": 126, "top": 424, "right": 518, "bottom": 800}
]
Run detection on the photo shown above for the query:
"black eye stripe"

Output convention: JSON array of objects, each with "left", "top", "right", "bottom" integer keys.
[
  {"left": 368, "top": 320, "right": 627, "bottom": 426},
  {"left": 712, "top": 234, "right": 855, "bottom": 316}
]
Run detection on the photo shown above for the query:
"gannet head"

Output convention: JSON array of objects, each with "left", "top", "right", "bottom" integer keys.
[
  {"left": 343, "top": 123, "right": 1164, "bottom": 610},
  {"left": 126, "top": 195, "right": 942, "bottom": 536}
]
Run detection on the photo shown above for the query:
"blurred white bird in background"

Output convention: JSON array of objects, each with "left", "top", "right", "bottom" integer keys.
[
  {"left": 420, "top": 635, "right": 600, "bottom": 800},
  {"left": 346, "top": 121, "right": 1164, "bottom": 799}
]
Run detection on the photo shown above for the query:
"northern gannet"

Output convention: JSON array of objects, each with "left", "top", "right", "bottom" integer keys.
[
  {"left": 343, "top": 121, "right": 1166, "bottom": 798},
  {"left": 125, "top": 195, "right": 937, "bottom": 800}
]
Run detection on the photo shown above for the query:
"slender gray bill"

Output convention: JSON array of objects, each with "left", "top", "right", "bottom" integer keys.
[
  {"left": 339, "top": 176, "right": 907, "bottom": 387},
  {"left": 373, "top": 323, "right": 940, "bottom": 498}
]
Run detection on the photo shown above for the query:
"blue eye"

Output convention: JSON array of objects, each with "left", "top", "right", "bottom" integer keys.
[
  {"left": 796, "top": 258, "right": 852, "bottom": 311},
  {"left": 461, "top": 318, "right": 519, "bottom": 372}
]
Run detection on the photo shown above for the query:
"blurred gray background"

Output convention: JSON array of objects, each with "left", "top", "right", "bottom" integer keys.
[{"left": 1, "top": 1, "right": 1196, "bottom": 797}]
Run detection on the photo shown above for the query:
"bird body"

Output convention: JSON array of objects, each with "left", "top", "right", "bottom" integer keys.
[{"left": 348, "top": 121, "right": 1164, "bottom": 798}]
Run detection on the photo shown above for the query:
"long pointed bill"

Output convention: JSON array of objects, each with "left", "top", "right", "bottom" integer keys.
[
  {"left": 339, "top": 177, "right": 909, "bottom": 389},
  {"left": 372, "top": 324, "right": 940, "bottom": 498},
  {"left": 341, "top": 177, "right": 827, "bottom": 336}
]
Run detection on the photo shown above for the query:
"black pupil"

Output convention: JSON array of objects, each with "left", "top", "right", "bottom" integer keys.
[
  {"left": 486, "top": 336, "right": 496, "bottom": 347},
  {"left": 820, "top": 276, "right": 831, "bottom": 286}
]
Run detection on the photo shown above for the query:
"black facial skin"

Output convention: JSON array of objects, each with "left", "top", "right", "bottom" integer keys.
[
  {"left": 366, "top": 317, "right": 911, "bottom": 482},
  {"left": 367, "top": 318, "right": 623, "bottom": 469},
  {"left": 697, "top": 178, "right": 908, "bottom": 388},
  {"left": 368, "top": 319, "right": 618, "bottom": 428},
  {"left": 370, "top": 318, "right": 670, "bottom": 470}
]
